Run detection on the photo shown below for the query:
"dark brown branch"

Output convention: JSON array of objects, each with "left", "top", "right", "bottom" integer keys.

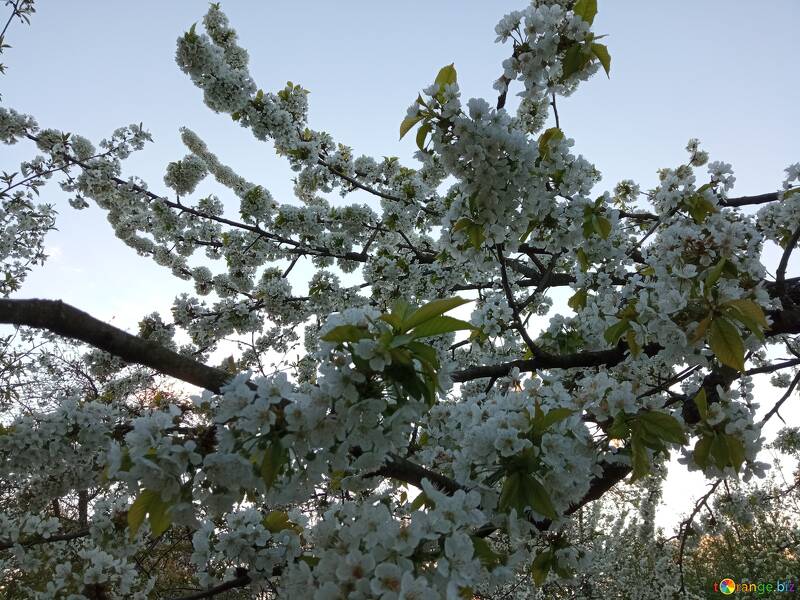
[
  {"left": 0, "top": 299, "right": 232, "bottom": 393},
  {"left": 450, "top": 343, "right": 656, "bottom": 383},
  {"left": 721, "top": 192, "right": 779, "bottom": 208},
  {"left": 760, "top": 371, "right": 800, "bottom": 425},
  {"left": 746, "top": 357, "right": 800, "bottom": 376},
  {"left": 0, "top": 527, "right": 91, "bottom": 551},
  {"left": 775, "top": 222, "right": 800, "bottom": 305},
  {"left": 170, "top": 574, "right": 252, "bottom": 600}
]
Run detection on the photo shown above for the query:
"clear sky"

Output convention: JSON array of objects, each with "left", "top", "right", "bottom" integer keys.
[{"left": 1, "top": 1, "right": 798, "bottom": 529}]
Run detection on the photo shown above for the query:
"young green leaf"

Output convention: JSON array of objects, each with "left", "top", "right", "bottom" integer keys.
[
  {"left": 538, "top": 127, "right": 565, "bottom": 160},
  {"left": 604, "top": 319, "right": 630, "bottom": 345},
  {"left": 471, "top": 536, "right": 505, "bottom": 569},
  {"left": 689, "top": 315, "right": 711, "bottom": 344},
  {"left": 724, "top": 298, "right": 769, "bottom": 329},
  {"left": 693, "top": 435, "right": 712, "bottom": 469},
  {"left": 708, "top": 317, "right": 745, "bottom": 372},
  {"left": 532, "top": 550, "right": 554, "bottom": 585},
  {"left": 694, "top": 388, "right": 708, "bottom": 421},
  {"left": 434, "top": 63, "right": 458, "bottom": 88},
  {"left": 416, "top": 121, "right": 432, "bottom": 151},
  {"left": 403, "top": 297, "right": 469, "bottom": 331},
  {"left": 320, "top": 324, "right": 370, "bottom": 343},
  {"left": 638, "top": 411, "right": 687, "bottom": 445},
  {"left": 629, "top": 431, "right": 650, "bottom": 482},
  {"left": 399, "top": 113, "right": 423, "bottom": 140},
  {"left": 128, "top": 489, "right": 170, "bottom": 539},
  {"left": 568, "top": 288, "right": 588, "bottom": 311},
  {"left": 704, "top": 257, "right": 727, "bottom": 294},
  {"left": 572, "top": 0, "right": 598, "bottom": 25},
  {"left": 525, "top": 476, "right": 558, "bottom": 520},
  {"left": 261, "top": 439, "right": 288, "bottom": 489},
  {"left": 593, "top": 215, "right": 612, "bottom": 239},
  {"left": 591, "top": 42, "right": 611, "bottom": 77},
  {"left": 410, "top": 315, "right": 475, "bottom": 339},
  {"left": 625, "top": 328, "right": 641, "bottom": 357},
  {"left": 723, "top": 434, "right": 746, "bottom": 472}
]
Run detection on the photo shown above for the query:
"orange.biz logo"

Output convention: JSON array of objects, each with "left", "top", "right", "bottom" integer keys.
[{"left": 715, "top": 578, "right": 797, "bottom": 595}]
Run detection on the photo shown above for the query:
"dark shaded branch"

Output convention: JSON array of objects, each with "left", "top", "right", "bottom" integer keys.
[
  {"left": 451, "top": 343, "right": 658, "bottom": 383},
  {"left": 0, "top": 527, "right": 91, "bottom": 551},
  {"left": 0, "top": 299, "right": 232, "bottom": 393},
  {"left": 760, "top": 371, "right": 800, "bottom": 426},
  {"left": 721, "top": 192, "right": 779, "bottom": 208},
  {"left": 170, "top": 574, "right": 252, "bottom": 600},
  {"left": 373, "top": 453, "right": 463, "bottom": 495},
  {"left": 775, "top": 222, "right": 800, "bottom": 305},
  {"left": 746, "top": 357, "right": 800, "bottom": 376}
]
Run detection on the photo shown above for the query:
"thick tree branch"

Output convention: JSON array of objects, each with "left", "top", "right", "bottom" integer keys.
[
  {"left": 0, "top": 299, "right": 232, "bottom": 393},
  {"left": 170, "top": 573, "right": 252, "bottom": 600},
  {"left": 0, "top": 527, "right": 91, "bottom": 551}
]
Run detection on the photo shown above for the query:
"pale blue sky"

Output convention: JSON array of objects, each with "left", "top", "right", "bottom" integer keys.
[
  {"left": 3, "top": 1, "right": 797, "bottom": 317},
  {"left": 1, "top": 1, "right": 798, "bottom": 527}
]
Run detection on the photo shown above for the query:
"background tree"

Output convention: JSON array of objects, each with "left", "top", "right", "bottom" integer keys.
[{"left": 0, "top": 0, "right": 799, "bottom": 598}]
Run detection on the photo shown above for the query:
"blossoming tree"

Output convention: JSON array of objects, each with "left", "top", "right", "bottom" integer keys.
[{"left": 0, "top": 0, "right": 799, "bottom": 597}]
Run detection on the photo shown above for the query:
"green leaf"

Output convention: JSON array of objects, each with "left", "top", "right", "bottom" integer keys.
[
  {"left": 379, "top": 313, "right": 404, "bottom": 331},
  {"left": 694, "top": 388, "right": 708, "bottom": 421},
  {"left": 689, "top": 315, "right": 711, "bottom": 344},
  {"left": 625, "top": 328, "right": 641, "bottom": 357},
  {"left": 471, "top": 536, "right": 505, "bottom": 569},
  {"left": 561, "top": 43, "right": 591, "bottom": 81},
  {"left": 538, "top": 127, "right": 565, "bottom": 160},
  {"left": 467, "top": 223, "right": 485, "bottom": 250},
  {"left": 572, "top": 0, "right": 598, "bottom": 25},
  {"left": 608, "top": 412, "right": 629, "bottom": 439},
  {"left": 499, "top": 472, "right": 522, "bottom": 513},
  {"left": 533, "top": 408, "right": 573, "bottom": 437},
  {"left": 261, "top": 439, "right": 287, "bottom": 489},
  {"left": 604, "top": 319, "right": 630, "bottom": 345},
  {"left": 416, "top": 121, "right": 432, "bottom": 151},
  {"left": 452, "top": 217, "right": 473, "bottom": 233},
  {"left": 575, "top": 247, "right": 589, "bottom": 271},
  {"left": 399, "top": 113, "right": 423, "bottom": 140},
  {"left": 406, "top": 341, "right": 440, "bottom": 369},
  {"left": 128, "top": 489, "right": 170, "bottom": 539},
  {"left": 708, "top": 317, "right": 745, "bottom": 372},
  {"left": 593, "top": 215, "right": 612, "bottom": 239},
  {"left": 568, "top": 288, "right": 588, "bottom": 311},
  {"left": 724, "top": 305, "right": 766, "bottom": 342},
  {"left": 704, "top": 257, "right": 727, "bottom": 294},
  {"left": 148, "top": 499, "right": 171, "bottom": 537},
  {"left": 710, "top": 433, "right": 729, "bottom": 470},
  {"left": 685, "top": 194, "right": 717, "bottom": 224},
  {"left": 526, "top": 476, "right": 558, "bottom": 520},
  {"left": 532, "top": 550, "right": 554, "bottom": 586},
  {"left": 410, "top": 491, "right": 430, "bottom": 511},
  {"left": 411, "top": 315, "right": 474, "bottom": 339},
  {"left": 724, "top": 298, "right": 769, "bottom": 329},
  {"left": 693, "top": 435, "right": 712, "bottom": 469},
  {"left": 434, "top": 63, "right": 458, "bottom": 88},
  {"left": 723, "top": 434, "right": 746, "bottom": 472},
  {"left": 629, "top": 430, "right": 650, "bottom": 482},
  {"left": 263, "top": 510, "right": 301, "bottom": 534},
  {"left": 391, "top": 297, "right": 413, "bottom": 321},
  {"left": 320, "top": 324, "right": 370, "bottom": 343},
  {"left": 591, "top": 42, "right": 611, "bottom": 77},
  {"left": 638, "top": 411, "right": 687, "bottom": 445},
  {"left": 403, "top": 297, "right": 469, "bottom": 331}
]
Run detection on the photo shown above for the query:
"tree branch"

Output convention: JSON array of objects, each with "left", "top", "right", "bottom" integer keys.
[
  {"left": 0, "top": 298, "right": 232, "bottom": 393},
  {"left": 0, "top": 527, "right": 91, "bottom": 551},
  {"left": 169, "top": 573, "right": 252, "bottom": 600}
]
